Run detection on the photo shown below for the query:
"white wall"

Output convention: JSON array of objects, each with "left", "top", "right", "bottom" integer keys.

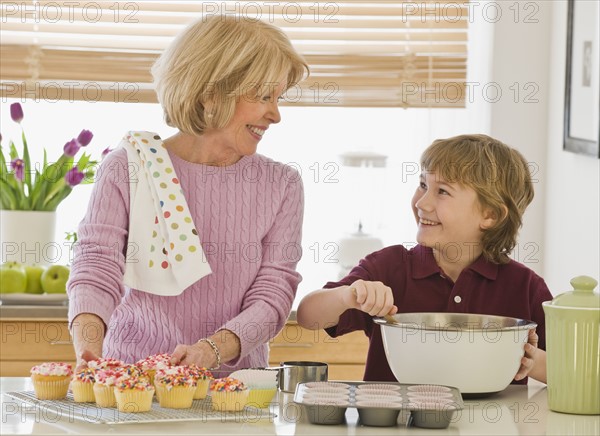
[
  {"left": 487, "top": 0, "right": 551, "bottom": 277},
  {"left": 488, "top": 0, "right": 599, "bottom": 293},
  {"left": 543, "top": 0, "right": 600, "bottom": 293}
]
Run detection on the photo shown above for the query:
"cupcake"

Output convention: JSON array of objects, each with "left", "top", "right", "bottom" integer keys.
[
  {"left": 118, "top": 364, "right": 148, "bottom": 381},
  {"left": 210, "top": 377, "right": 249, "bottom": 412},
  {"left": 229, "top": 369, "right": 277, "bottom": 408},
  {"left": 154, "top": 366, "right": 196, "bottom": 409},
  {"left": 30, "top": 362, "right": 73, "bottom": 400},
  {"left": 136, "top": 353, "right": 172, "bottom": 386},
  {"left": 87, "top": 357, "right": 123, "bottom": 371},
  {"left": 188, "top": 365, "right": 213, "bottom": 400},
  {"left": 93, "top": 368, "right": 123, "bottom": 407},
  {"left": 114, "top": 378, "right": 155, "bottom": 413},
  {"left": 71, "top": 368, "right": 96, "bottom": 402}
]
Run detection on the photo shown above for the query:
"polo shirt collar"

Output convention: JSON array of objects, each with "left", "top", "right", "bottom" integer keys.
[{"left": 411, "top": 244, "right": 499, "bottom": 280}]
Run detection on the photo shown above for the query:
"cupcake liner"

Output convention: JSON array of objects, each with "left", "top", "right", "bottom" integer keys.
[
  {"left": 354, "top": 393, "right": 403, "bottom": 402},
  {"left": 193, "top": 379, "right": 211, "bottom": 400},
  {"left": 93, "top": 384, "right": 117, "bottom": 408},
  {"left": 229, "top": 369, "right": 277, "bottom": 390},
  {"left": 303, "top": 386, "right": 349, "bottom": 394},
  {"left": 211, "top": 390, "right": 250, "bottom": 412},
  {"left": 31, "top": 377, "right": 71, "bottom": 400},
  {"left": 357, "top": 384, "right": 401, "bottom": 392},
  {"left": 114, "top": 388, "right": 155, "bottom": 413},
  {"left": 356, "top": 400, "right": 402, "bottom": 408},
  {"left": 247, "top": 388, "right": 277, "bottom": 408},
  {"left": 155, "top": 385, "right": 195, "bottom": 409},
  {"left": 355, "top": 389, "right": 402, "bottom": 397},
  {"left": 407, "top": 391, "right": 453, "bottom": 399},
  {"left": 304, "top": 391, "right": 349, "bottom": 399},
  {"left": 407, "top": 384, "right": 452, "bottom": 393},
  {"left": 304, "top": 382, "right": 350, "bottom": 390},
  {"left": 71, "top": 380, "right": 96, "bottom": 403}
]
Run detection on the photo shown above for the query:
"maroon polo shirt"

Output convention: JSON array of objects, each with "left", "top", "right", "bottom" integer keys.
[{"left": 324, "top": 244, "right": 553, "bottom": 383}]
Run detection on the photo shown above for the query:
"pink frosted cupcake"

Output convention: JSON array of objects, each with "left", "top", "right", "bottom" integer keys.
[
  {"left": 71, "top": 368, "right": 96, "bottom": 402},
  {"left": 114, "top": 377, "right": 155, "bottom": 413},
  {"left": 118, "top": 364, "right": 148, "bottom": 381},
  {"left": 188, "top": 365, "right": 213, "bottom": 400},
  {"left": 154, "top": 366, "right": 196, "bottom": 409},
  {"left": 210, "top": 377, "right": 249, "bottom": 412},
  {"left": 87, "top": 357, "right": 123, "bottom": 371},
  {"left": 136, "top": 353, "right": 172, "bottom": 386},
  {"left": 93, "top": 368, "right": 124, "bottom": 407},
  {"left": 30, "top": 362, "right": 73, "bottom": 400}
]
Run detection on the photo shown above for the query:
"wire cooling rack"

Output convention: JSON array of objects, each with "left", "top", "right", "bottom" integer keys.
[{"left": 6, "top": 391, "right": 276, "bottom": 425}]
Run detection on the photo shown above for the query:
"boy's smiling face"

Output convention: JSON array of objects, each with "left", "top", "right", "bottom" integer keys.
[{"left": 411, "top": 172, "right": 496, "bottom": 261}]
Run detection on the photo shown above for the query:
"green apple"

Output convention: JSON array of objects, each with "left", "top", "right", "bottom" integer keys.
[
  {"left": 24, "top": 265, "right": 46, "bottom": 294},
  {"left": 41, "top": 265, "right": 70, "bottom": 294},
  {"left": 0, "top": 262, "right": 27, "bottom": 293}
]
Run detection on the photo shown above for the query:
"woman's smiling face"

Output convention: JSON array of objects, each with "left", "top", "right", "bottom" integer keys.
[{"left": 209, "top": 79, "right": 286, "bottom": 159}]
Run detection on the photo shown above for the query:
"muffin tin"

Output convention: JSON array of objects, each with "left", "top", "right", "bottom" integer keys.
[{"left": 293, "top": 381, "right": 464, "bottom": 429}]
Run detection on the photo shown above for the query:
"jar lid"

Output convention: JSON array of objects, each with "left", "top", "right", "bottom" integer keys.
[{"left": 548, "top": 276, "right": 599, "bottom": 308}]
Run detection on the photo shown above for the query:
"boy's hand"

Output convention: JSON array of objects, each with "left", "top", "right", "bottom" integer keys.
[
  {"left": 514, "top": 329, "right": 538, "bottom": 381},
  {"left": 346, "top": 280, "right": 398, "bottom": 317}
]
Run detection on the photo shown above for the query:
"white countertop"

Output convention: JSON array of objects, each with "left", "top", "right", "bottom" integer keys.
[{"left": 1, "top": 377, "right": 598, "bottom": 435}]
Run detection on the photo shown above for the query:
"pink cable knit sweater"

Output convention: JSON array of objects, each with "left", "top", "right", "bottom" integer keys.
[{"left": 67, "top": 146, "right": 304, "bottom": 376}]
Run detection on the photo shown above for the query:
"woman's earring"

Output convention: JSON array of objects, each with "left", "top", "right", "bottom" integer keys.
[{"left": 206, "top": 112, "right": 213, "bottom": 119}]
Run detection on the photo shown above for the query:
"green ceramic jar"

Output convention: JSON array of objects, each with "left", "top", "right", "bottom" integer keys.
[{"left": 543, "top": 276, "right": 599, "bottom": 415}]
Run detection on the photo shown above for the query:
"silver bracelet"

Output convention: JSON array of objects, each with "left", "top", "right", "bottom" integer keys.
[{"left": 197, "top": 338, "right": 221, "bottom": 370}]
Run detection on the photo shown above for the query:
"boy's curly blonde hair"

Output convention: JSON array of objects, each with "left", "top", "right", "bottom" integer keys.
[{"left": 420, "top": 134, "right": 534, "bottom": 264}]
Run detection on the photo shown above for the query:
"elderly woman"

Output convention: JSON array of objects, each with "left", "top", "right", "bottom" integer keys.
[{"left": 67, "top": 15, "right": 309, "bottom": 375}]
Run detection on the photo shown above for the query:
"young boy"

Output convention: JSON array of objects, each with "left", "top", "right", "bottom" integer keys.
[{"left": 297, "top": 134, "right": 551, "bottom": 385}]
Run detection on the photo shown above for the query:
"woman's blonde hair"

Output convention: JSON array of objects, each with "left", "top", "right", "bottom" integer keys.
[
  {"left": 152, "top": 15, "right": 309, "bottom": 135},
  {"left": 420, "top": 134, "right": 534, "bottom": 264}
]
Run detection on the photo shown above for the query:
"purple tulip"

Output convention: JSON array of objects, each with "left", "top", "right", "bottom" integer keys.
[
  {"left": 101, "top": 147, "right": 112, "bottom": 160},
  {"left": 63, "top": 139, "right": 81, "bottom": 157},
  {"left": 65, "top": 167, "right": 85, "bottom": 186},
  {"left": 10, "top": 103, "right": 24, "bottom": 123},
  {"left": 10, "top": 158, "right": 24, "bottom": 181},
  {"left": 77, "top": 129, "right": 93, "bottom": 146}
]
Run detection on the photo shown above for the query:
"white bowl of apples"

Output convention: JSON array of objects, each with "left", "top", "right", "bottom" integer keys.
[{"left": 0, "top": 261, "right": 70, "bottom": 303}]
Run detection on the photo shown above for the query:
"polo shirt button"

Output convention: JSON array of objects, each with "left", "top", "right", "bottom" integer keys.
[{"left": 454, "top": 296, "right": 462, "bottom": 303}]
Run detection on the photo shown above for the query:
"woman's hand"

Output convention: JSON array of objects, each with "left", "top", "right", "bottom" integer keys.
[
  {"left": 345, "top": 279, "right": 398, "bottom": 317},
  {"left": 75, "top": 349, "right": 101, "bottom": 372},
  {"left": 170, "top": 341, "right": 219, "bottom": 368},
  {"left": 514, "top": 329, "right": 538, "bottom": 381},
  {"left": 71, "top": 313, "right": 105, "bottom": 372},
  {"left": 170, "top": 330, "right": 240, "bottom": 368}
]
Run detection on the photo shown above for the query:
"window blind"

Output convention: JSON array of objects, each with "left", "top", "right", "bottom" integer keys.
[{"left": 0, "top": 0, "right": 469, "bottom": 107}]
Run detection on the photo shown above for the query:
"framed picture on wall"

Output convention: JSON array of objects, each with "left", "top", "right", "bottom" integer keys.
[{"left": 564, "top": 0, "right": 599, "bottom": 158}]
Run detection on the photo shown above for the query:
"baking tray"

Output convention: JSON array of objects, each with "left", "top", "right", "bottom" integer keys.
[
  {"left": 293, "top": 381, "right": 464, "bottom": 429},
  {"left": 5, "top": 391, "right": 276, "bottom": 425}
]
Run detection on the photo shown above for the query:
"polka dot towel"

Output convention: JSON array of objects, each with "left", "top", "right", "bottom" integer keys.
[{"left": 121, "top": 131, "right": 212, "bottom": 296}]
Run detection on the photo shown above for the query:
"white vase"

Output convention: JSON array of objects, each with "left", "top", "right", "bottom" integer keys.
[{"left": 0, "top": 210, "right": 58, "bottom": 265}]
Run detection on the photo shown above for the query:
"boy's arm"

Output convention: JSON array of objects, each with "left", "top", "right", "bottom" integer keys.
[
  {"left": 514, "top": 329, "right": 547, "bottom": 384},
  {"left": 296, "top": 285, "right": 352, "bottom": 330},
  {"left": 526, "top": 349, "right": 547, "bottom": 384},
  {"left": 297, "top": 280, "right": 397, "bottom": 331}
]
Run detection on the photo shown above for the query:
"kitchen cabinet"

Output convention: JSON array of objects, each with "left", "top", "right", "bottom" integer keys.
[
  {"left": 0, "top": 313, "right": 368, "bottom": 379},
  {"left": 0, "top": 319, "right": 76, "bottom": 376},
  {"left": 268, "top": 322, "right": 368, "bottom": 380}
]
